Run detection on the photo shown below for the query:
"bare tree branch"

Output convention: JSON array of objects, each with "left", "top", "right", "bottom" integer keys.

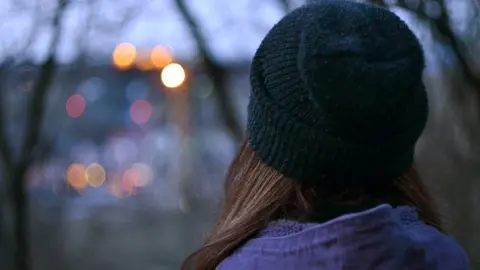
[
  {"left": 15, "top": 0, "right": 41, "bottom": 57},
  {"left": 0, "top": 62, "right": 14, "bottom": 169},
  {"left": 277, "top": 0, "right": 291, "bottom": 12},
  {"left": 7, "top": 1, "right": 69, "bottom": 269},
  {"left": 74, "top": 0, "right": 97, "bottom": 59},
  {"left": 17, "top": 1, "right": 66, "bottom": 170},
  {"left": 472, "top": 0, "right": 480, "bottom": 13},
  {"left": 173, "top": 0, "right": 243, "bottom": 142},
  {"left": 371, "top": 0, "right": 480, "bottom": 90},
  {"left": 0, "top": 60, "right": 14, "bottom": 270},
  {"left": 89, "top": 1, "right": 143, "bottom": 35}
]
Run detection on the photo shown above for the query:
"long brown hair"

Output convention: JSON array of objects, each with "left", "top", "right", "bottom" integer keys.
[{"left": 182, "top": 140, "right": 442, "bottom": 270}]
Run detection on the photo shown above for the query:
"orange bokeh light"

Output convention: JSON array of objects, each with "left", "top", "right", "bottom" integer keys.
[
  {"left": 112, "top": 43, "right": 136, "bottom": 70},
  {"left": 136, "top": 49, "right": 154, "bottom": 71},
  {"left": 66, "top": 163, "right": 87, "bottom": 190},
  {"left": 85, "top": 163, "right": 106, "bottom": 187},
  {"left": 150, "top": 46, "right": 172, "bottom": 69}
]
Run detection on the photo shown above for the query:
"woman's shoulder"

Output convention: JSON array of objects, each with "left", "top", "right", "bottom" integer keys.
[
  {"left": 397, "top": 211, "right": 470, "bottom": 269},
  {"left": 217, "top": 204, "right": 469, "bottom": 270}
]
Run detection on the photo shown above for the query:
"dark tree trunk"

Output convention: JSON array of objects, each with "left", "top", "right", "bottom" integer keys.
[{"left": 11, "top": 168, "right": 29, "bottom": 270}]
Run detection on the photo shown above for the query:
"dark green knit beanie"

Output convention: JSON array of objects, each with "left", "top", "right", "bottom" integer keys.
[{"left": 247, "top": 0, "right": 428, "bottom": 188}]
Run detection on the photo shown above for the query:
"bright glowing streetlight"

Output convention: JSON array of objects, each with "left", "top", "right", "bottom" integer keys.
[{"left": 161, "top": 63, "right": 186, "bottom": 88}]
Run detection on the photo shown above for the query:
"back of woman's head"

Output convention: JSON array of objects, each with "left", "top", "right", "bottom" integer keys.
[
  {"left": 182, "top": 142, "right": 441, "bottom": 270},
  {"left": 183, "top": 1, "right": 438, "bottom": 269}
]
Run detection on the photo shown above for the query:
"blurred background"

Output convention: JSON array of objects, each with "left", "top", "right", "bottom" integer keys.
[{"left": 0, "top": 0, "right": 479, "bottom": 269}]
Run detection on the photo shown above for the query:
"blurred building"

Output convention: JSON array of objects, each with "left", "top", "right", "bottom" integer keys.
[{"left": 4, "top": 58, "right": 250, "bottom": 214}]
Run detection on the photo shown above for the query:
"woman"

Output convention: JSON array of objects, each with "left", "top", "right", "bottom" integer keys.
[{"left": 183, "top": 1, "right": 469, "bottom": 269}]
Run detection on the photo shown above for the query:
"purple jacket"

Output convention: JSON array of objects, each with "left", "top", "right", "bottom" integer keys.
[{"left": 217, "top": 204, "right": 469, "bottom": 270}]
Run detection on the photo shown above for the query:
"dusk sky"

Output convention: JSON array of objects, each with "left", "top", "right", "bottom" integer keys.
[{"left": 0, "top": 0, "right": 471, "bottom": 65}]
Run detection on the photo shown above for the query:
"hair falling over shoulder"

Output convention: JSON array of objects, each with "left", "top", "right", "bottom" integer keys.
[{"left": 181, "top": 140, "right": 442, "bottom": 270}]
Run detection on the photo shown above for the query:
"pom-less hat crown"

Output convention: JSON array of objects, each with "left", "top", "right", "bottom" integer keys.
[{"left": 247, "top": 0, "right": 428, "bottom": 188}]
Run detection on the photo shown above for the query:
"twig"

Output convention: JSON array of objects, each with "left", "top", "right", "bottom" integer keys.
[
  {"left": 173, "top": 0, "right": 243, "bottom": 141},
  {"left": 372, "top": 0, "right": 480, "bottom": 90},
  {"left": 10, "top": 1, "right": 69, "bottom": 269},
  {"left": 277, "top": 0, "right": 291, "bottom": 12},
  {"left": 90, "top": 1, "right": 143, "bottom": 35},
  {"left": 0, "top": 62, "right": 13, "bottom": 169},
  {"left": 0, "top": 59, "right": 13, "bottom": 270},
  {"left": 74, "top": 0, "right": 96, "bottom": 58},
  {"left": 472, "top": 0, "right": 480, "bottom": 16},
  {"left": 17, "top": 0, "right": 67, "bottom": 170},
  {"left": 16, "top": 0, "right": 41, "bottom": 57}
]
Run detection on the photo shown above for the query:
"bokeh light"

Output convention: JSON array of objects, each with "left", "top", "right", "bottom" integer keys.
[
  {"left": 150, "top": 46, "right": 172, "bottom": 69},
  {"left": 108, "top": 172, "right": 124, "bottom": 198},
  {"left": 66, "top": 163, "right": 87, "bottom": 190},
  {"left": 121, "top": 170, "right": 137, "bottom": 196},
  {"left": 135, "top": 49, "right": 154, "bottom": 71},
  {"left": 78, "top": 77, "right": 106, "bottom": 102},
  {"left": 110, "top": 182, "right": 123, "bottom": 198},
  {"left": 161, "top": 63, "right": 186, "bottom": 88},
  {"left": 131, "top": 163, "right": 153, "bottom": 187},
  {"left": 66, "top": 94, "right": 86, "bottom": 118},
  {"left": 104, "top": 137, "right": 138, "bottom": 166},
  {"left": 85, "top": 163, "right": 106, "bottom": 187},
  {"left": 129, "top": 100, "right": 152, "bottom": 125},
  {"left": 112, "top": 43, "right": 137, "bottom": 70}
]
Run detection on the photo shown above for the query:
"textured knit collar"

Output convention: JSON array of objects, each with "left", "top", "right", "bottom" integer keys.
[{"left": 258, "top": 204, "right": 419, "bottom": 238}]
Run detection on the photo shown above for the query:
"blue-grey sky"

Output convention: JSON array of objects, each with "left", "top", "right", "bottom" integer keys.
[
  {"left": 0, "top": 0, "right": 472, "bottom": 64},
  {"left": 0, "top": 0, "right": 299, "bottom": 63}
]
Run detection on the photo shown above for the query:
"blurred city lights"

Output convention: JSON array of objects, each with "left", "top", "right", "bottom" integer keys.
[
  {"left": 66, "top": 163, "right": 87, "bottom": 190},
  {"left": 129, "top": 100, "right": 152, "bottom": 125},
  {"left": 135, "top": 49, "right": 154, "bottom": 71},
  {"left": 66, "top": 94, "right": 86, "bottom": 118},
  {"left": 85, "top": 163, "right": 106, "bottom": 187},
  {"left": 112, "top": 43, "right": 137, "bottom": 70},
  {"left": 131, "top": 163, "right": 153, "bottom": 187},
  {"left": 78, "top": 77, "right": 106, "bottom": 102},
  {"left": 107, "top": 164, "right": 153, "bottom": 198},
  {"left": 108, "top": 172, "right": 124, "bottom": 198},
  {"left": 104, "top": 137, "right": 138, "bottom": 166},
  {"left": 150, "top": 46, "right": 172, "bottom": 69},
  {"left": 121, "top": 170, "right": 137, "bottom": 196},
  {"left": 161, "top": 63, "right": 186, "bottom": 88},
  {"left": 110, "top": 181, "right": 124, "bottom": 198}
]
